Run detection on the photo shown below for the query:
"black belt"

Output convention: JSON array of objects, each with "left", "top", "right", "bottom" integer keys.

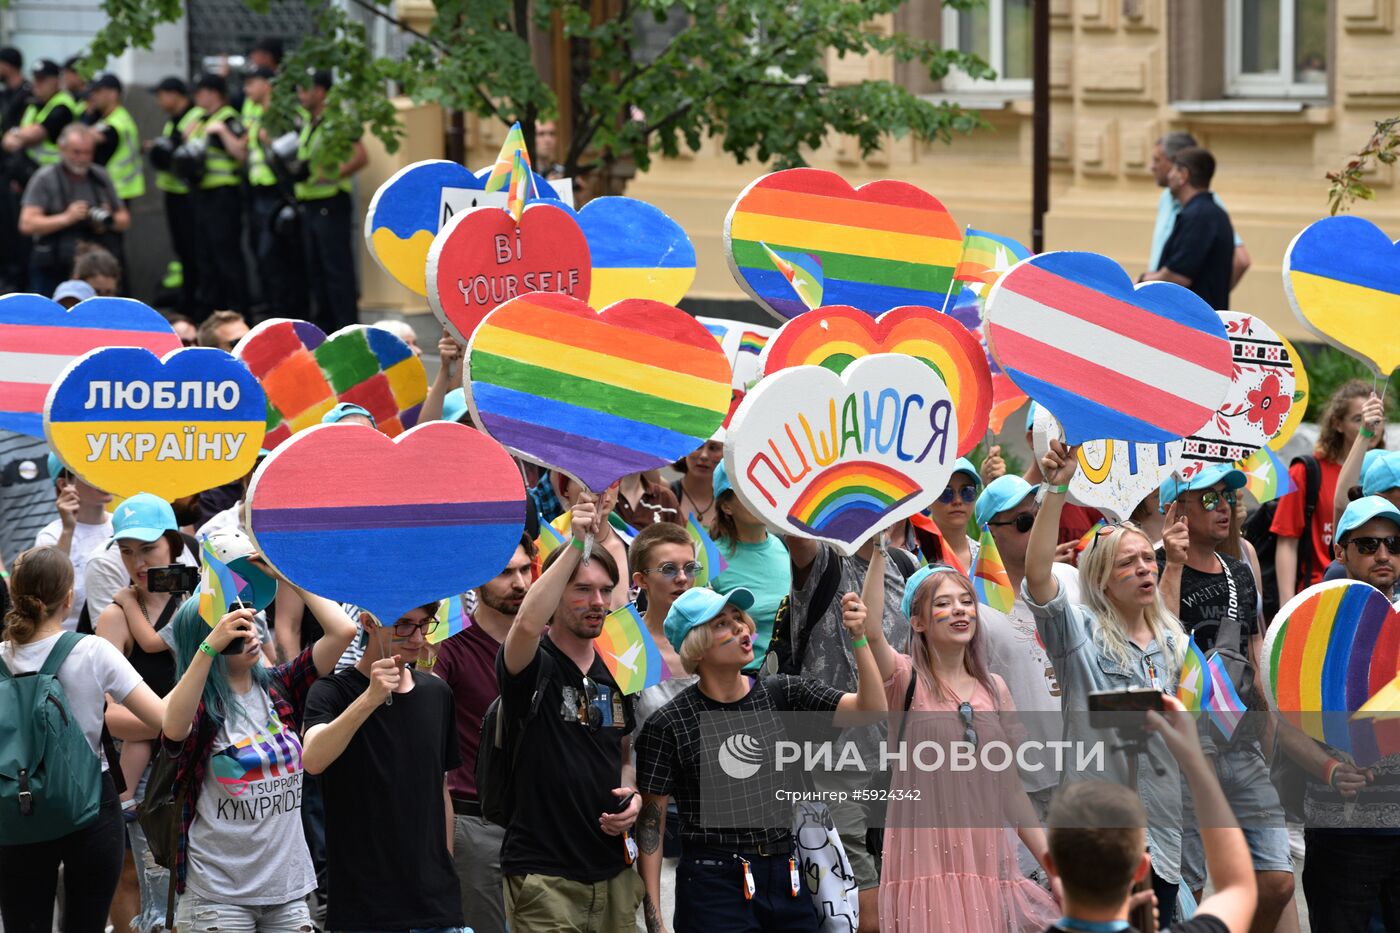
[
  {"left": 686, "top": 837, "right": 792, "bottom": 859},
  {"left": 452, "top": 797, "right": 481, "bottom": 817}
]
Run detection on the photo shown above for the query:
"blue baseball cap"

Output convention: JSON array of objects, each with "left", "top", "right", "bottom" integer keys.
[
  {"left": 663, "top": 586, "right": 755, "bottom": 653},
  {"left": 321, "top": 402, "right": 376, "bottom": 426},
  {"left": 1158, "top": 464, "right": 1248, "bottom": 509},
  {"left": 713, "top": 459, "right": 733, "bottom": 499},
  {"left": 107, "top": 493, "right": 177, "bottom": 547},
  {"left": 441, "top": 388, "right": 468, "bottom": 424},
  {"left": 52, "top": 280, "right": 95, "bottom": 305},
  {"left": 950, "top": 457, "right": 981, "bottom": 487},
  {"left": 46, "top": 453, "right": 65, "bottom": 482},
  {"left": 1336, "top": 495, "right": 1400, "bottom": 543},
  {"left": 1362, "top": 450, "right": 1400, "bottom": 497},
  {"left": 1024, "top": 402, "right": 1038, "bottom": 434},
  {"left": 900, "top": 564, "right": 963, "bottom": 620},
  {"left": 974, "top": 475, "right": 1039, "bottom": 528}
]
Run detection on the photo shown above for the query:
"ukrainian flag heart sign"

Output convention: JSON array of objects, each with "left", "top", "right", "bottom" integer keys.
[{"left": 725, "top": 353, "right": 958, "bottom": 555}]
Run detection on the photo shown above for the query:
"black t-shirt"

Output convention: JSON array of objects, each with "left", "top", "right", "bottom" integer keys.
[
  {"left": 1158, "top": 193, "right": 1235, "bottom": 311},
  {"left": 1154, "top": 550, "right": 1258, "bottom": 654},
  {"left": 497, "top": 635, "right": 635, "bottom": 883},
  {"left": 303, "top": 668, "right": 462, "bottom": 931},
  {"left": 1046, "top": 917, "right": 1228, "bottom": 933}
]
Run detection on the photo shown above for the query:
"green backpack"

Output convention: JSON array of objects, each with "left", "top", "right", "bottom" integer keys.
[{"left": 0, "top": 632, "right": 103, "bottom": 843}]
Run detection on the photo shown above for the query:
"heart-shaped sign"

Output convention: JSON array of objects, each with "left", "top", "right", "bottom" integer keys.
[
  {"left": 1284, "top": 215, "right": 1400, "bottom": 377},
  {"left": 575, "top": 197, "right": 696, "bottom": 307},
  {"left": 695, "top": 317, "right": 775, "bottom": 431},
  {"left": 1179, "top": 311, "right": 1298, "bottom": 480},
  {"left": 984, "top": 251, "right": 1232, "bottom": 446},
  {"left": 1263, "top": 580, "right": 1400, "bottom": 766},
  {"left": 1031, "top": 405, "right": 1184, "bottom": 522},
  {"left": 247, "top": 421, "right": 526, "bottom": 624},
  {"left": 726, "top": 353, "right": 958, "bottom": 555},
  {"left": 45, "top": 347, "right": 266, "bottom": 500},
  {"left": 466, "top": 292, "right": 732, "bottom": 491},
  {"left": 427, "top": 201, "right": 592, "bottom": 345},
  {"left": 759, "top": 305, "right": 990, "bottom": 456},
  {"left": 235, "top": 319, "right": 427, "bottom": 450},
  {"left": 0, "top": 294, "right": 181, "bottom": 437},
  {"left": 1270, "top": 334, "right": 1309, "bottom": 453},
  {"left": 724, "top": 168, "right": 962, "bottom": 321}
]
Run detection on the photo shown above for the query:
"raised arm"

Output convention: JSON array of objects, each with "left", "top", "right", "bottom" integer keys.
[
  {"left": 1026, "top": 440, "right": 1077, "bottom": 605},
  {"left": 1333, "top": 393, "right": 1385, "bottom": 529},
  {"left": 419, "top": 330, "right": 462, "bottom": 423},
  {"left": 858, "top": 543, "right": 898, "bottom": 682},
  {"left": 302, "top": 655, "right": 400, "bottom": 774},
  {"left": 163, "top": 607, "right": 258, "bottom": 742},
  {"left": 1157, "top": 503, "right": 1188, "bottom": 618},
  {"left": 835, "top": 592, "right": 888, "bottom": 716},
  {"left": 503, "top": 496, "right": 599, "bottom": 675}
]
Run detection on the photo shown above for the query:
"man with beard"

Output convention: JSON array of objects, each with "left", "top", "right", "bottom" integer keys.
[
  {"left": 497, "top": 494, "right": 644, "bottom": 932},
  {"left": 18, "top": 122, "right": 128, "bottom": 297},
  {"left": 433, "top": 534, "right": 537, "bottom": 933}
]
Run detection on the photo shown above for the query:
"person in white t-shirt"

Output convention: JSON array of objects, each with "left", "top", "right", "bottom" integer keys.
[
  {"left": 33, "top": 454, "right": 113, "bottom": 631},
  {"left": 0, "top": 545, "right": 165, "bottom": 933}
]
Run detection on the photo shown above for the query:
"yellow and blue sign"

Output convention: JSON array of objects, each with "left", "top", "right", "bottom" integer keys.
[{"left": 573, "top": 197, "right": 696, "bottom": 307}]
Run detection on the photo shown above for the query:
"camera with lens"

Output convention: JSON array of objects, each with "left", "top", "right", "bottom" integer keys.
[
  {"left": 267, "top": 131, "right": 309, "bottom": 183},
  {"left": 87, "top": 205, "right": 113, "bottom": 232},
  {"left": 172, "top": 137, "right": 208, "bottom": 183},
  {"left": 271, "top": 200, "right": 301, "bottom": 237},
  {"left": 147, "top": 134, "right": 178, "bottom": 172}
]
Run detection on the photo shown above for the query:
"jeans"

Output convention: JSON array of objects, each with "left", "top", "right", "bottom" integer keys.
[
  {"left": 675, "top": 851, "right": 818, "bottom": 933},
  {"left": 1302, "top": 830, "right": 1400, "bottom": 932},
  {"left": 1180, "top": 743, "right": 1293, "bottom": 889},
  {"left": 0, "top": 772, "right": 124, "bottom": 933},
  {"left": 176, "top": 889, "right": 314, "bottom": 933}
]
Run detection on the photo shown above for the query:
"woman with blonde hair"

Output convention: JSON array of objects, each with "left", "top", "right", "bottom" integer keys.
[{"left": 1025, "top": 439, "right": 1189, "bottom": 925}]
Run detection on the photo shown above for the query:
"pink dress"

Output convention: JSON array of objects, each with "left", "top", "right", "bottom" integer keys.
[{"left": 880, "top": 654, "right": 1059, "bottom": 932}]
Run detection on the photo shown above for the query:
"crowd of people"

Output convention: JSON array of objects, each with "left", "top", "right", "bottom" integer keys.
[{"left": 0, "top": 40, "right": 367, "bottom": 332}]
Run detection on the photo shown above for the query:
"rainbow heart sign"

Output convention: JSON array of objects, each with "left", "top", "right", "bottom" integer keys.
[
  {"left": 235, "top": 320, "right": 426, "bottom": 450},
  {"left": 466, "top": 293, "right": 732, "bottom": 491},
  {"left": 44, "top": 347, "right": 266, "bottom": 500},
  {"left": 1262, "top": 580, "right": 1400, "bottom": 766},
  {"left": 1284, "top": 215, "right": 1400, "bottom": 376},
  {"left": 426, "top": 201, "right": 591, "bottom": 345},
  {"left": 725, "top": 353, "right": 958, "bottom": 555},
  {"left": 575, "top": 197, "right": 696, "bottom": 307},
  {"left": 724, "top": 168, "right": 962, "bottom": 321},
  {"left": 364, "top": 160, "right": 481, "bottom": 296},
  {"left": 759, "top": 305, "right": 990, "bottom": 456},
  {"left": 984, "top": 252, "right": 1232, "bottom": 446},
  {"left": 246, "top": 421, "right": 526, "bottom": 625},
  {"left": 0, "top": 294, "right": 180, "bottom": 437},
  {"left": 1031, "top": 404, "right": 1183, "bottom": 522},
  {"left": 1178, "top": 312, "right": 1298, "bottom": 480}
]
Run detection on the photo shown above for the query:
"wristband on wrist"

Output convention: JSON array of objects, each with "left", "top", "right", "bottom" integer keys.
[
  {"left": 1047, "top": 483, "right": 1070, "bottom": 494},
  {"left": 569, "top": 535, "right": 587, "bottom": 553},
  {"left": 1323, "top": 757, "right": 1341, "bottom": 787},
  {"left": 1360, "top": 426, "right": 1376, "bottom": 438},
  {"left": 849, "top": 635, "right": 869, "bottom": 650},
  {"left": 198, "top": 641, "right": 218, "bottom": 659}
]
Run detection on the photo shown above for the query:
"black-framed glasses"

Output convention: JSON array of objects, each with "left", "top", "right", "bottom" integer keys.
[
  {"left": 392, "top": 617, "right": 441, "bottom": 637},
  {"left": 958, "top": 701, "right": 978, "bottom": 748},
  {"left": 988, "top": 513, "right": 1035, "bottom": 533},
  {"left": 578, "top": 676, "right": 603, "bottom": 733},
  {"left": 1199, "top": 489, "right": 1238, "bottom": 512},
  {"left": 644, "top": 561, "right": 702, "bottom": 581},
  {"left": 936, "top": 485, "right": 978, "bottom": 505},
  {"left": 1349, "top": 535, "right": 1400, "bottom": 556}
]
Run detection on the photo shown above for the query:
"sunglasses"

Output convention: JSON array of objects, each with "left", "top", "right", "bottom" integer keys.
[
  {"left": 936, "top": 485, "right": 978, "bottom": 505},
  {"left": 958, "top": 701, "right": 978, "bottom": 748},
  {"left": 391, "top": 617, "right": 441, "bottom": 638},
  {"left": 1198, "top": 489, "right": 1237, "bottom": 512},
  {"left": 988, "top": 512, "right": 1035, "bottom": 533},
  {"left": 1349, "top": 535, "right": 1400, "bottom": 556},
  {"left": 643, "top": 561, "right": 702, "bottom": 581}
]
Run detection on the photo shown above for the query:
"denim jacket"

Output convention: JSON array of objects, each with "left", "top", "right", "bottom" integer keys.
[{"left": 1023, "top": 578, "right": 1184, "bottom": 884}]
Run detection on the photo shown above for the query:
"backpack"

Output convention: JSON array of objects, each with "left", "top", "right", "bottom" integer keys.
[
  {"left": 0, "top": 632, "right": 104, "bottom": 844},
  {"left": 1243, "top": 454, "right": 1319, "bottom": 624},
  {"left": 476, "top": 653, "right": 551, "bottom": 826}
]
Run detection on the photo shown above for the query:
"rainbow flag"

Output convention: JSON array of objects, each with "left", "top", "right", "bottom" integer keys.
[
  {"left": 1076, "top": 519, "right": 1107, "bottom": 554},
  {"left": 954, "top": 228, "right": 1031, "bottom": 287},
  {"left": 1205, "top": 652, "right": 1247, "bottom": 741},
  {"left": 1237, "top": 446, "right": 1296, "bottom": 505},
  {"left": 429, "top": 593, "right": 470, "bottom": 645},
  {"left": 1177, "top": 638, "right": 1211, "bottom": 715},
  {"left": 738, "top": 331, "right": 768, "bottom": 355},
  {"left": 537, "top": 518, "right": 568, "bottom": 566},
  {"left": 198, "top": 539, "right": 245, "bottom": 627},
  {"left": 596, "top": 604, "right": 670, "bottom": 695},
  {"left": 686, "top": 512, "right": 729, "bottom": 587},
  {"left": 608, "top": 512, "right": 639, "bottom": 546},
  {"left": 483, "top": 121, "right": 533, "bottom": 193},
  {"left": 506, "top": 148, "right": 534, "bottom": 223},
  {"left": 760, "top": 242, "right": 824, "bottom": 311},
  {"left": 971, "top": 525, "right": 1014, "bottom": 613}
]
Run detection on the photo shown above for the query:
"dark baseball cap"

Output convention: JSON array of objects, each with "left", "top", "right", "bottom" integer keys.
[
  {"left": 90, "top": 72, "right": 122, "bottom": 93},
  {"left": 62, "top": 55, "right": 83, "bottom": 72},
  {"left": 32, "top": 59, "right": 60, "bottom": 79},
  {"left": 251, "top": 37, "right": 285, "bottom": 62},
  {"left": 152, "top": 76, "right": 188, "bottom": 95},
  {"left": 0, "top": 48, "right": 21, "bottom": 70},
  {"left": 296, "top": 67, "right": 332, "bottom": 90},
  {"left": 193, "top": 72, "right": 227, "bottom": 95},
  {"left": 245, "top": 66, "right": 276, "bottom": 81}
]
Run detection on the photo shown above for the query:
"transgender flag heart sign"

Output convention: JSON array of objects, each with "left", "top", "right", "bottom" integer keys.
[{"left": 984, "top": 252, "right": 1232, "bottom": 446}]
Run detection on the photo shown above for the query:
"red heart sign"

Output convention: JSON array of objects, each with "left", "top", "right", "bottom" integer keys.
[{"left": 426, "top": 202, "right": 592, "bottom": 345}]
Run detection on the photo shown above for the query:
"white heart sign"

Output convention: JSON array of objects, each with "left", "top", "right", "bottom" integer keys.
[
  {"left": 725, "top": 353, "right": 958, "bottom": 555},
  {"left": 1032, "top": 405, "right": 1183, "bottom": 522}
]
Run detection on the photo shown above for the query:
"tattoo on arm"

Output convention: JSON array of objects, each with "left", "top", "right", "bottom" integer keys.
[
  {"left": 638, "top": 800, "right": 662, "bottom": 854},
  {"left": 643, "top": 894, "right": 663, "bottom": 933}
]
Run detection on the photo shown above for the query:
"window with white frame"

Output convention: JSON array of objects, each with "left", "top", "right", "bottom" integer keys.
[
  {"left": 941, "top": 0, "right": 1031, "bottom": 93},
  {"left": 1226, "top": 0, "right": 1328, "bottom": 97}
]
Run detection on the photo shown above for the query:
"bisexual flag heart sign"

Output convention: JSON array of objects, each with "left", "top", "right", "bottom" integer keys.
[{"left": 984, "top": 252, "right": 1232, "bottom": 446}]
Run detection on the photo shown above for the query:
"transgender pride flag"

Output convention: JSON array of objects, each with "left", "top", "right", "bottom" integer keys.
[{"left": 1205, "top": 652, "right": 1247, "bottom": 741}]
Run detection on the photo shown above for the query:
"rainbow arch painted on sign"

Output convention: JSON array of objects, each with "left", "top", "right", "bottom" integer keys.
[{"left": 787, "top": 460, "right": 921, "bottom": 544}]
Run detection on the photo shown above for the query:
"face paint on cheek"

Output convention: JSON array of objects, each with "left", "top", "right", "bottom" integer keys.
[
  {"left": 1114, "top": 568, "right": 1139, "bottom": 584},
  {"left": 931, "top": 606, "right": 955, "bottom": 624},
  {"left": 717, "top": 634, "right": 736, "bottom": 647}
]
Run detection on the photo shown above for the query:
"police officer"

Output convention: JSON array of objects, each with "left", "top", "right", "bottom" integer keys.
[
  {"left": 86, "top": 73, "right": 143, "bottom": 205},
  {"left": 187, "top": 72, "right": 248, "bottom": 316},
  {"left": 148, "top": 76, "right": 203, "bottom": 317},
  {"left": 295, "top": 69, "right": 365, "bottom": 331},
  {"left": 243, "top": 65, "right": 306, "bottom": 319},
  {"left": 61, "top": 56, "right": 87, "bottom": 102},
  {"left": 0, "top": 47, "right": 30, "bottom": 290},
  {"left": 2, "top": 59, "right": 77, "bottom": 172}
]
